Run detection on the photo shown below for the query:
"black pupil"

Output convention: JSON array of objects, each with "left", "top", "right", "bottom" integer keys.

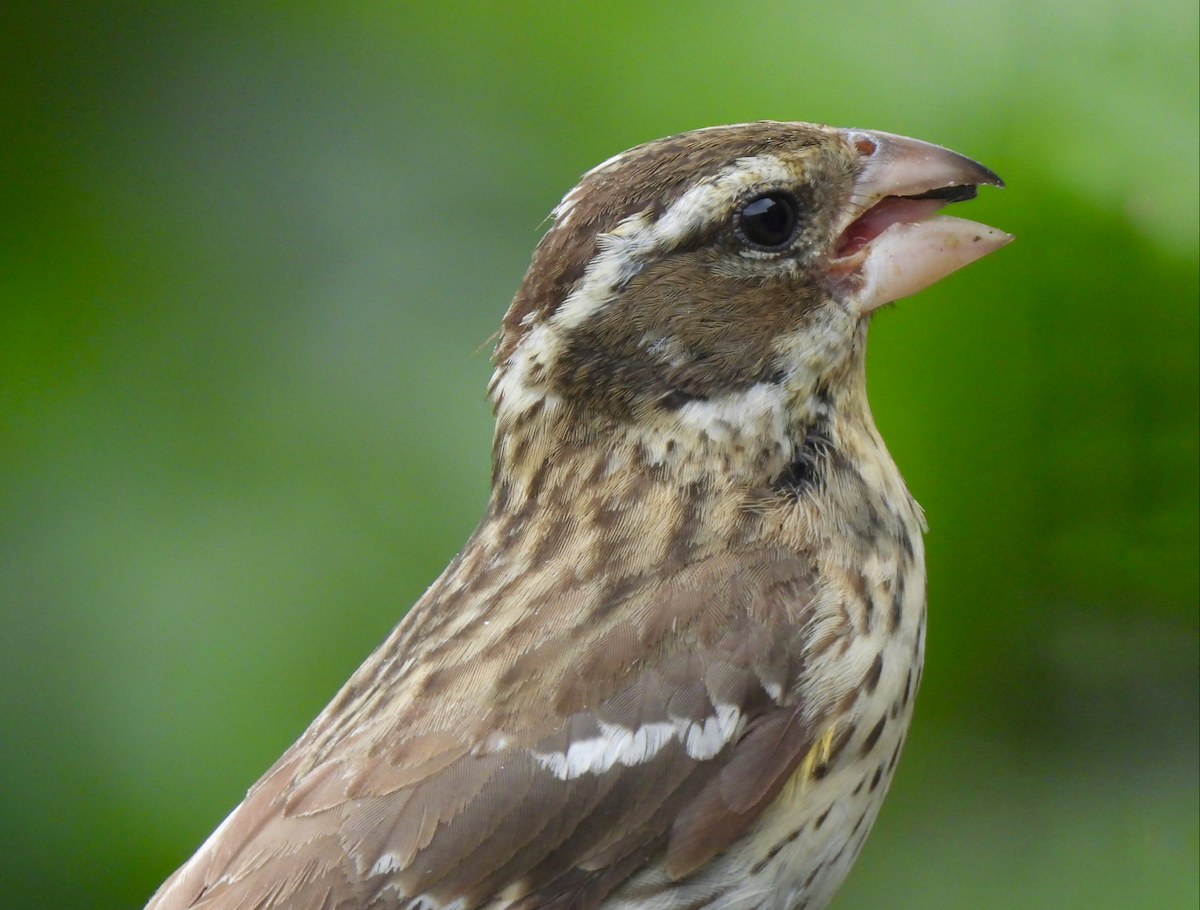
[{"left": 741, "top": 193, "right": 797, "bottom": 248}]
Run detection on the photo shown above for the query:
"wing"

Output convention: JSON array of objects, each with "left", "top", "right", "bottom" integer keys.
[{"left": 146, "top": 548, "right": 833, "bottom": 910}]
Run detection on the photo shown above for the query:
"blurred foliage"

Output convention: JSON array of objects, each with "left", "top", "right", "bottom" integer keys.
[{"left": 1, "top": 1, "right": 1196, "bottom": 908}]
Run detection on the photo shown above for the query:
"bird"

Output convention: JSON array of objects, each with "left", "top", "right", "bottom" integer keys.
[{"left": 145, "top": 120, "right": 1010, "bottom": 910}]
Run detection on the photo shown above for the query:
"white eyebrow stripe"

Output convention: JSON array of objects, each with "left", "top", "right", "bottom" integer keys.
[
  {"left": 549, "top": 210, "right": 654, "bottom": 330},
  {"left": 547, "top": 154, "right": 794, "bottom": 334},
  {"left": 530, "top": 706, "right": 745, "bottom": 780},
  {"left": 652, "top": 154, "right": 796, "bottom": 250}
]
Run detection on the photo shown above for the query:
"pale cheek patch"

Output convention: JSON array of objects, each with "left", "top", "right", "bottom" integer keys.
[
  {"left": 531, "top": 705, "right": 742, "bottom": 780},
  {"left": 630, "top": 382, "right": 796, "bottom": 472},
  {"left": 675, "top": 383, "right": 792, "bottom": 447}
]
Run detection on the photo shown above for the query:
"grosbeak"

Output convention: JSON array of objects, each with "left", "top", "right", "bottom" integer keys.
[{"left": 146, "top": 121, "right": 1009, "bottom": 910}]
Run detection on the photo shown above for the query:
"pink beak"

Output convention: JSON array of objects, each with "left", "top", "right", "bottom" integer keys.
[{"left": 829, "top": 129, "right": 1012, "bottom": 314}]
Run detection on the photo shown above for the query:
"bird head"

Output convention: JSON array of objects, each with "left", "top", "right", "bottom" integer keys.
[{"left": 488, "top": 121, "right": 1009, "bottom": 490}]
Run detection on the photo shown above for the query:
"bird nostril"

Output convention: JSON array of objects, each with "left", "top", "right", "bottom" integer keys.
[{"left": 854, "top": 138, "right": 877, "bottom": 157}]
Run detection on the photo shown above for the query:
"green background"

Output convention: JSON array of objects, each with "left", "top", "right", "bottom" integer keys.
[{"left": 2, "top": 2, "right": 1196, "bottom": 908}]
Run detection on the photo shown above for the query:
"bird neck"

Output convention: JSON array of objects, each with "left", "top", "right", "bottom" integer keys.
[{"left": 485, "top": 354, "right": 883, "bottom": 553}]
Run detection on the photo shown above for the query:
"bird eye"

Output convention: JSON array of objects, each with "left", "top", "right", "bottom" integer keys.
[{"left": 738, "top": 192, "right": 799, "bottom": 249}]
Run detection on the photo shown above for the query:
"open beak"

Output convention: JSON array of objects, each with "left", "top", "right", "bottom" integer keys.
[{"left": 829, "top": 129, "right": 1012, "bottom": 314}]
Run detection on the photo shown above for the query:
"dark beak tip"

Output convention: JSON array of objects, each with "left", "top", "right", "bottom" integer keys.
[{"left": 957, "top": 153, "right": 1005, "bottom": 190}]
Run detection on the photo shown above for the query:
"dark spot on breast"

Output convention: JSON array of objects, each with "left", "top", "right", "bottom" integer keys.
[
  {"left": 864, "top": 653, "right": 884, "bottom": 694},
  {"left": 860, "top": 716, "right": 887, "bottom": 755},
  {"left": 865, "top": 500, "right": 881, "bottom": 531},
  {"left": 804, "top": 860, "right": 826, "bottom": 887},
  {"left": 503, "top": 434, "right": 532, "bottom": 486},
  {"left": 888, "top": 739, "right": 904, "bottom": 772},
  {"left": 868, "top": 765, "right": 884, "bottom": 792},
  {"left": 753, "top": 825, "right": 805, "bottom": 877},
  {"left": 751, "top": 839, "right": 788, "bottom": 874},
  {"left": 902, "top": 669, "right": 912, "bottom": 706},
  {"left": 889, "top": 574, "right": 905, "bottom": 633},
  {"left": 826, "top": 724, "right": 855, "bottom": 767},
  {"left": 772, "top": 421, "right": 833, "bottom": 496},
  {"left": 512, "top": 460, "right": 551, "bottom": 517},
  {"left": 847, "top": 569, "right": 871, "bottom": 620},
  {"left": 814, "top": 806, "right": 832, "bottom": 829},
  {"left": 773, "top": 458, "right": 819, "bottom": 495},
  {"left": 850, "top": 809, "right": 868, "bottom": 836},
  {"left": 492, "top": 481, "right": 511, "bottom": 513}
]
